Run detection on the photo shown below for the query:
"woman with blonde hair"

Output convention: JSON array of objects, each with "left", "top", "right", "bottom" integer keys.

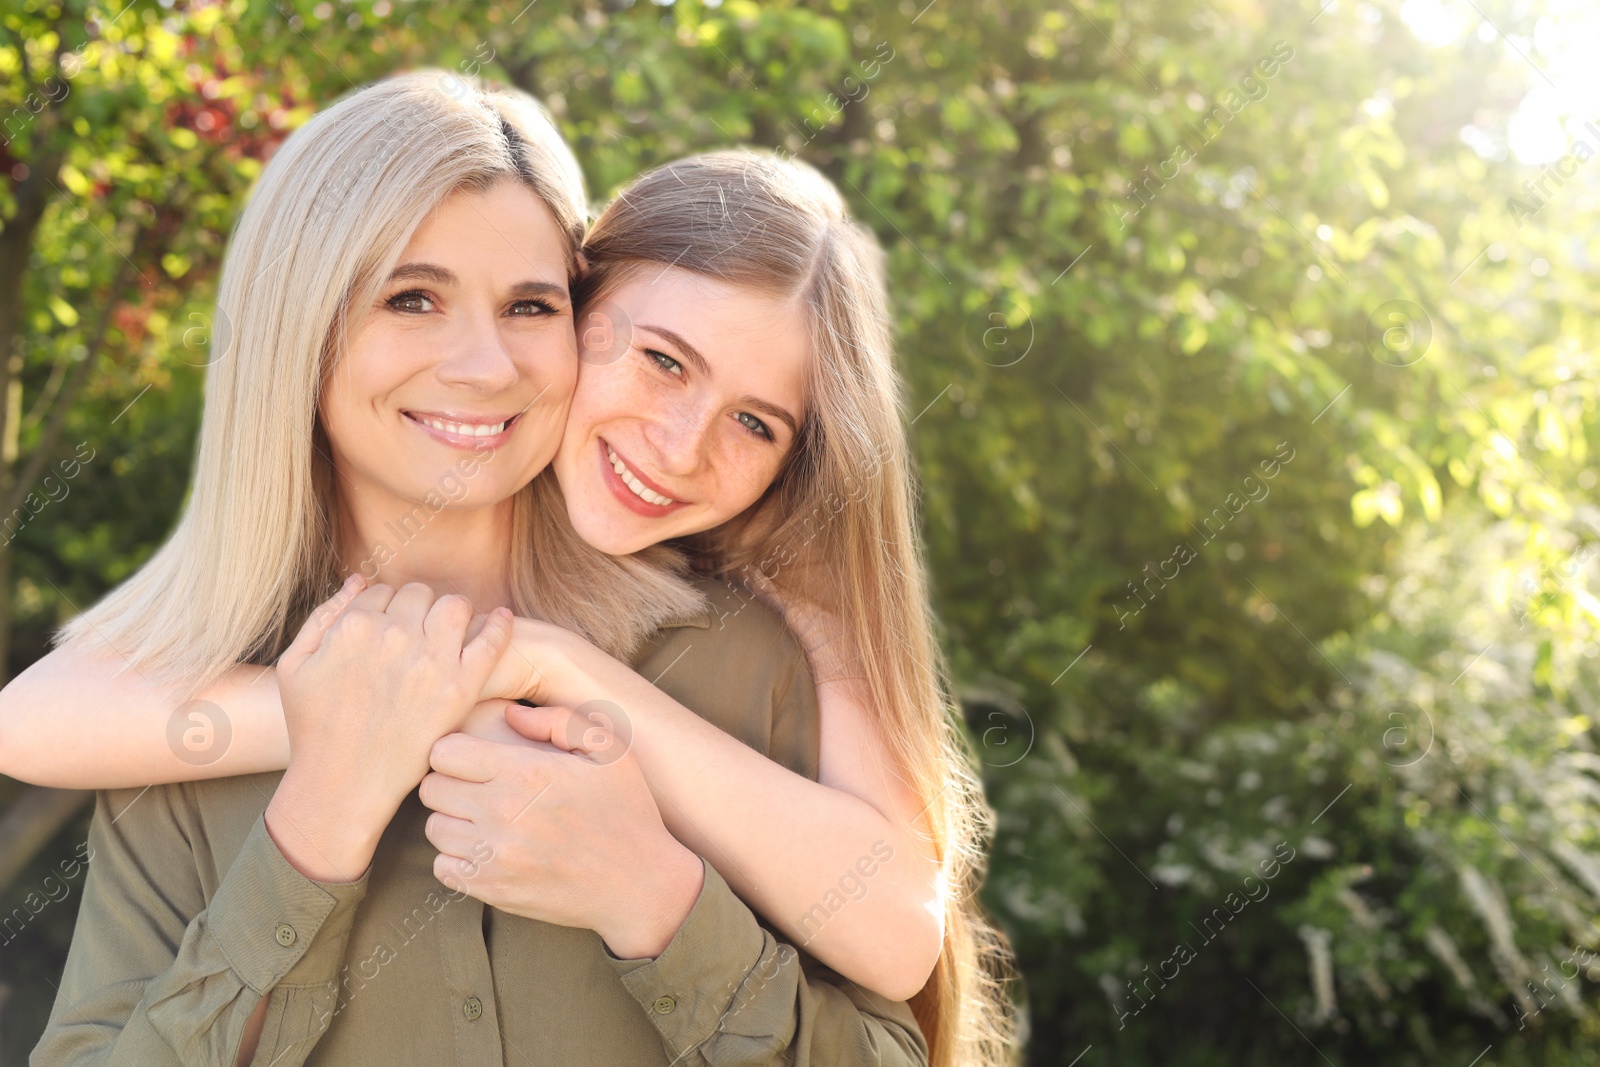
[{"left": 9, "top": 73, "right": 1018, "bottom": 1067}]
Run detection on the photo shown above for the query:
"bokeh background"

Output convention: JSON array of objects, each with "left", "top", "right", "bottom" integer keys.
[{"left": 3, "top": 0, "right": 1599, "bottom": 1063}]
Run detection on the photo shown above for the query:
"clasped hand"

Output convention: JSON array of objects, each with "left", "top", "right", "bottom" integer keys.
[
  {"left": 274, "top": 575, "right": 699, "bottom": 955},
  {"left": 422, "top": 700, "right": 703, "bottom": 958}
]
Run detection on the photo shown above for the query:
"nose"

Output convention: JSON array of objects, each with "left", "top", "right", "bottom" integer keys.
[
  {"left": 434, "top": 307, "right": 521, "bottom": 395},
  {"left": 640, "top": 396, "right": 717, "bottom": 478}
]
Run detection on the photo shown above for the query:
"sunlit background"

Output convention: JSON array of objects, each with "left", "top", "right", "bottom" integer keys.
[{"left": 2, "top": 0, "right": 1598, "bottom": 1064}]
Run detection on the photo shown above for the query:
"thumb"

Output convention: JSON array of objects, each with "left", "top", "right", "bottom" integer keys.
[
  {"left": 461, "top": 606, "right": 514, "bottom": 679},
  {"left": 280, "top": 572, "right": 366, "bottom": 668},
  {"left": 504, "top": 704, "right": 585, "bottom": 754}
]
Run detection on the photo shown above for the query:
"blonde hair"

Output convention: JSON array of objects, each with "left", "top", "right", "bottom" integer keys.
[
  {"left": 578, "top": 150, "right": 1021, "bottom": 1067},
  {"left": 57, "top": 69, "right": 702, "bottom": 687}
]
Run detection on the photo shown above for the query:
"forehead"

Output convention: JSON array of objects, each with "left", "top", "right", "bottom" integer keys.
[
  {"left": 403, "top": 181, "right": 570, "bottom": 276},
  {"left": 610, "top": 268, "right": 809, "bottom": 353}
]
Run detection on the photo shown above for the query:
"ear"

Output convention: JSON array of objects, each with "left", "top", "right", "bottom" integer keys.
[{"left": 573, "top": 250, "right": 591, "bottom": 278}]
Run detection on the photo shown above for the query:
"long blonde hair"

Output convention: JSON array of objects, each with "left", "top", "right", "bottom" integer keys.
[
  {"left": 57, "top": 69, "right": 703, "bottom": 687},
  {"left": 577, "top": 150, "right": 1022, "bottom": 1067}
]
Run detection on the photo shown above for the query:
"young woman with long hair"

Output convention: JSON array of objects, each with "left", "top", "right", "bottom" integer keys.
[
  {"left": 6, "top": 72, "right": 1019, "bottom": 1067},
  {"left": 547, "top": 151, "right": 1021, "bottom": 1065}
]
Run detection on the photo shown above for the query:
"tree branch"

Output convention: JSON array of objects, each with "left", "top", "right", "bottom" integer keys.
[{"left": 1, "top": 242, "right": 145, "bottom": 518}]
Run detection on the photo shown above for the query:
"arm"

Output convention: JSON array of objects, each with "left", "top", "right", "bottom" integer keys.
[
  {"left": 497, "top": 619, "right": 945, "bottom": 1003},
  {"left": 422, "top": 724, "right": 929, "bottom": 1067},
  {"left": 31, "top": 785, "right": 369, "bottom": 1067},
  {"left": 0, "top": 591, "right": 522, "bottom": 791},
  {"left": 35, "top": 580, "right": 514, "bottom": 1064},
  {"left": 0, "top": 635, "right": 289, "bottom": 788},
  {"left": 603, "top": 852, "right": 930, "bottom": 1066}
]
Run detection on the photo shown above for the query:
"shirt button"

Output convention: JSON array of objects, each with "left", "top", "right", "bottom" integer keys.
[
  {"left": 464, "top": 995, "right": 484, "bottom": 1021},
  {"left": 274, "top": 924, "right": 297, "bottom": 947},
  {"left": 652, "top": 995, "right": 677, "bottom": 1015}
]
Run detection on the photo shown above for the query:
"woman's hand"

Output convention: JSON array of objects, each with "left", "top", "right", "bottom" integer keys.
[
  {"left": 475, "top": 620, "right": 547, "bottom": 702},
  {"left": 265, "top": 576, "right": 513, "bottom": 882},
  {"left": 421, "top": 709, "right": 704, "bottom": 959},
  {"left": 459, "top": 697, "right": 532, "bottom": 745},
  {"left": 477, "top": 616, "right": 611, "bottom": 706}
]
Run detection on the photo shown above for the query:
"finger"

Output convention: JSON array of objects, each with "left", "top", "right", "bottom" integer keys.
[
  {"left": 575, "top": 702, "right": 629, "bottom": 749},
  {"left": 459, "top": 714, "right": 528, "bottom": 746},
  {"left": 463, "top": 607, "right": 512, "bottom": 661},
  {"left": 280, "top": 573, "right": 366, "bottom": 665},
  {"left": 504, "top": 704, "right": 585, "bottom": 753},
  {"left": 428, "top": 731, "right": 500, "bottom": 782},
  {"left": 433, "top": 851, "right": 486, "bottom": 896},
  {"left": 460, "top": 702, "right": 568, "bottom": 752},
  {"left": 347, "top": 581, "right": 397, "bottom": 613},
  {"left": 423, "top": 809, "right": 482, "bottom": 858},
  {"left": 417, "top": 770, "right": 482, "bottom": 818},
  {"left": 461, "top": 608, "right": 514, "bottom": 684},
  {"left": 423, "top": 592, "right": 476, "bottom": 645},
  {"left": 461, "top": 697, "right": 524, "bottom": 742},
  {"left": 572, "top": 721, "right": 626, "bottom": 766},
  {"left": 385, "top": 581, "right": 438, "bottom": 628},
  {"left": 523, "top": 702, "right": 634, "bottom": 764}
]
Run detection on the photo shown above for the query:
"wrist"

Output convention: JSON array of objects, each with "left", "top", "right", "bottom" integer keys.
[
  {"left": 601, "top": 843, "right": 704, "bottom": 960},
  {"left": 484, "top": 618, "right": 570, "bottom": 702},
  {"left": 267, "top": 766, "right": 394, "bottom": 883},
  {"left": 513, "top": 620, "right": 603, "bottom": 704}
]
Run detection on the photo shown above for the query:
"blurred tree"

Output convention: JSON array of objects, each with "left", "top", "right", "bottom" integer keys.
[{"left": 2, "top": 0, "right": 1597, "bottom": 1063}]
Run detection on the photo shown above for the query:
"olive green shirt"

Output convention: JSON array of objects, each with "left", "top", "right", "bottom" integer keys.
[{"left": 33, "top": 580, "right": 929, "bottom": 1066}]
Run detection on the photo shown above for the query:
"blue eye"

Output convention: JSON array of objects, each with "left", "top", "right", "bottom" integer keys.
[
  {"left": 648, "top": 350, "right": 684, "bottom": 376},
  {"left": 736, "top": 411, "right": 774, "bottom": 441}
]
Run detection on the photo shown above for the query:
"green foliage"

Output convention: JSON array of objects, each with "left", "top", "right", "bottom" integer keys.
[{"left": 3, "top": 0, "right": 1597, "bottom": 1064}]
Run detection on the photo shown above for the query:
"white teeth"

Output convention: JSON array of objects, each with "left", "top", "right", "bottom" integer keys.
[
  {"left": 415, "top": 415, "right": 509, "bottom": 437},
  {"left": 606, "top": 445, "right": 676, "bottom": 506}
]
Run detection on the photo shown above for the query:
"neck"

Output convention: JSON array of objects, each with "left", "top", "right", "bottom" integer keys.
[{"left": 337, "top": 480, "right": 517, "bottom": 613}]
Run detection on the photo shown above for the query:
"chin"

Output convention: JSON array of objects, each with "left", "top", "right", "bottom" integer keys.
[
  {"left": 602, "top": 528, "right": 658, "bottom": 557},
  {"left": 563, "top": 506, "right": 635, "bottom": 557}
]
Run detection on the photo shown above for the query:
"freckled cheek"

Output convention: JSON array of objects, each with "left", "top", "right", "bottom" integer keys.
[
  {"left": 576, "top": 362, "right": 673, "bottom": 434},
  {"left": 709, "top": 438, "right": 783, "bottom": 515}
]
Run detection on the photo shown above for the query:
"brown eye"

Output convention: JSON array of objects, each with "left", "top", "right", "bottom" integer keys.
[{"left": 386, "top": 291, "right": 435, "bottom": 313}]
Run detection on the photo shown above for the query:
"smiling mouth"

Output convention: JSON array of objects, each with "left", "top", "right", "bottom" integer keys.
[
  {"left": 405, "top": 412, "right": 517, "bottom": 436},
  {"left": 605, "top": 443, "right": 679, "bottom": 507}
]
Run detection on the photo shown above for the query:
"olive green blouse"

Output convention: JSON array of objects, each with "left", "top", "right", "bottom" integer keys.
[{"left": 32, "top": 580, "right": 929, "bottom": 1066}]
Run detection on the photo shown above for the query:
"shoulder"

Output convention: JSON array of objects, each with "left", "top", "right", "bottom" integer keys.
[
  {"left": 91, "top": 775, "right": 277, "bottom": 891},
  {"left": 699, "top": 575, "right": 804, "bottom": 648},
  {"left": 634, "top": 574, "right": 801, "bottom": 663},
  {"left": 632, "top": 575, "right": 821, "bottom": 779},
  {"left": 93, "top": 775, "right": 271, "bottom": 840}
]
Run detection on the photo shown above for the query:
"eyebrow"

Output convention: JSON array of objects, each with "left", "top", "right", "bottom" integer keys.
[
  {"left": 387, "top": 262, "right": 569, "bottom": 303},
  {"left": 637, "top": 324, "right": 801, "bottom": 438}
]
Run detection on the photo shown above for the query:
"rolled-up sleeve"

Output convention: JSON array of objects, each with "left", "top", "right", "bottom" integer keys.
[
  {"left": 604, "top": 856, "right": 929, "bottom": 1067},
  {"left": 32, "top": 786, "right": 368, "bottom": 1067}
]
